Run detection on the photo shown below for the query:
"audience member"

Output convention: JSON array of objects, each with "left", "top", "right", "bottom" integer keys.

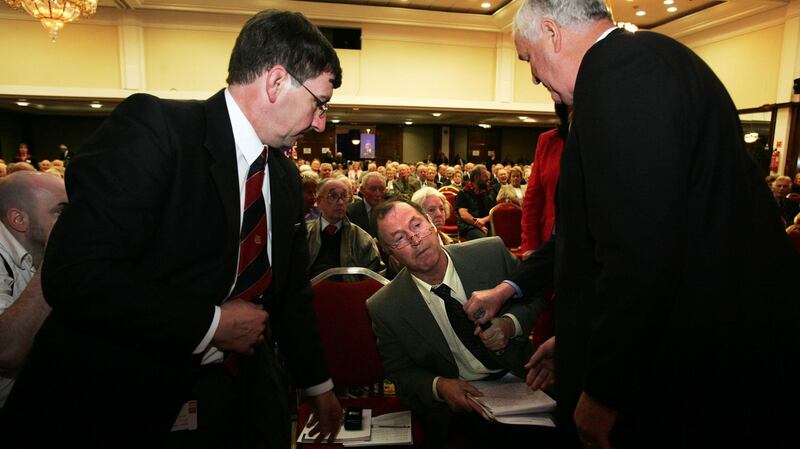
[
  {"left": 393, "top": 163, "right": 420, "bottom": 199},
  {"left": 772, "top": 175, "right": 797, "bottom": 226},
  {"left": 319, "top": 162, "right": 333, "bottom": 179},
  {"left": 450, "top": 171, "right": 464, "bottom": 189},
  {"left": 306, "top": 176, "right": 385, "bottom": 278},
  {"left": 37, "top": 160, "right": 51, "bottom": 172},
  {"left": 0, "top": 164, "right": 6, "bottom": 178},
  {"left": 509, "top": 166, "right": 525, "bottom": 200},
  {"left": 6, "top": 163, "right": 35, "bottom": 174},
  {"left": 14, "top": 144, "right": 35, "bottom": 166},
  {"left": 347, "top": 172, "right": 386, "bottom": 238},
  {"left": 3, "top": 10, "right": 343, "bottom": 449},
  {"left": 302, "top": 170, "right": 321, "bottom": 222},
  {"left": 456, "top": 164, "right": 492, "bottom": 240},
  {"left": 464, "top": 1, "right": 800, "bottom": 448},
  {"left": 495, "top": 184, "right": 521, "bottom": 205},
  {"left": 411, "top": 187, "right": 454, "bottom": 245},
  {"left": 0, "top": 172, "right": 67, "bottom": 407},
  {"left": 367, "top": 200, "right": 544, "bottom": 445}
]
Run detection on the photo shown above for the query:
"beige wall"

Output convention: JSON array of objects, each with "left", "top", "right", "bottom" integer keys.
[
  {"left": 513, "top": 58, "right": 554, "bottom": 104},
  {"left": 403, "top": 125, "right": 435, "bottom": 163},
  {"left": 0, "top": 18, "right": 120, "bottom": 88},
  {"left": 690, "top": 24, "right": 785, "bottom": 109},
  {"left": 143, "top": 28, "right": 236, "bottom": 92}
]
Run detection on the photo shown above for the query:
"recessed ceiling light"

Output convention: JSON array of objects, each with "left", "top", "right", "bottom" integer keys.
[
  {"left": 518, "top": 116, "right": 528, "bottom": 120},
  {"left": 663, "top": 0, "right": 674, "bottom": 4},
  {"left": 481, "top": 2, "right": 491, "bottom": 8},
  {"left": 331, "top": 119, "right": 340, "bottom": 123},
  {"left": 432, "top": 112, "right": 442, "bottom": 117},
  {"left": 523, "top": 118, "right": 537, "bottom": 123},
  {"left": 16, "top": 100, "right": 29, "bottom": 107},
  {"left": 352, "top": 107, "right": 359, "bottom": 111},
  {"left": 666, "top": 6, "right": 677, "bottom": 12},
  {"left": 405, "top": 121, "right": 413, "bottom": 125},
  {"left": 478, "top": 123, "right": 491, "bottom": 129},
  {"left": 90, "top": 102, "right": 103, "bottom": 109},
  {"left": 635, "top": 10, "right": 646, "bottom": 16}
]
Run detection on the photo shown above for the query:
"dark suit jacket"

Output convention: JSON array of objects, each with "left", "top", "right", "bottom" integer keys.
[
  {"left": 544, "top": 29, "right": 800, "bottom": 448},
  {"left": 367, "top": 237, "right": 544, "bottom": 424},
  {"left": 346, "top": 199, "right": 376, "bottom": 238},
  {"left": 3, "top": 91, "right": 329, "bottom": 448}
]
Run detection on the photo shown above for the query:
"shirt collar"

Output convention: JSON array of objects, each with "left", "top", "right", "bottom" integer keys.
[
  {"left": 596, "top": 26, "right": 618, "bottom": 43},
  {"left": 411, "top": 249, "right": 456, "bottom": 293},
  {"left": 224, "top": 88, "right": 267, "bottom": 166},
  {"left": 0, "top": 221, "right": 33, "bottom": 270},
  {"left": 320, "top": 216, "right": 343, "bottom": 231}
]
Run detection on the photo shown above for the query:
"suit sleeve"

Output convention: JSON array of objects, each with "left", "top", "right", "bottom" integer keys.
[
  {"left": 509, "top": 237, "right": 555, "bottom": 297},
  {"left": 367, "top": 297, "right": 441, "bottom": 412},
  {"left": 41, "top": 95, "right": 214, "bottom": 357},
  {"left": 575, "top": 39, "right": 690, "bottom": 409}
]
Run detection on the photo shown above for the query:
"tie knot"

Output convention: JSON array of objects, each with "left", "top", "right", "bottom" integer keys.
[
  {"left": 431, "top": 283, "right": 451, "bottom": 299},
  {"left": 324, "top": 224, "right": 338, "bottom": 236}
]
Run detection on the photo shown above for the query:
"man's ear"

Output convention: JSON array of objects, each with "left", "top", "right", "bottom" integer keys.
[
  {"left": 6, "top": 208, "right": 28, "bottom": 233},
  {"left": 540, "top": 18, "right": 562, "bottom": 52},
  {"left": 265, "top": 66, "right": 289, "bottom": 103}
]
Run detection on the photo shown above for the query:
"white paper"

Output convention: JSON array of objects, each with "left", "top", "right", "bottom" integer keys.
[
  {"left": 344, "top": 411, "right": 413, "bottom": 447},
  {"left": 298, "top": 409, "right": 372, "bottom": 443},
  {"left": 470, "top": 374, "right": 556, "bottom": 417}
]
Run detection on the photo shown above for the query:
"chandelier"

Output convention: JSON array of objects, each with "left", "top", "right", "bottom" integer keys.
[{"left": 4, "top": 0, "right": 97, "bottom": 42}]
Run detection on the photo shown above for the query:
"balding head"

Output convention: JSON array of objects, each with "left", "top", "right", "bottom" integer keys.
[{"left": 0, "top": 172, "right": 68, "bottom": 266}]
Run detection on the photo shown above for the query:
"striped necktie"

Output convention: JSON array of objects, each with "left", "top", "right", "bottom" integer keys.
[{"left": 230, "top": 146, "right": 272, "bottom": 302}]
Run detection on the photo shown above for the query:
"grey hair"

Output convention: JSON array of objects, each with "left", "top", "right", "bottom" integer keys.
[
  {"left": 514, "top": 0, "right": 612, "bottom": 41},
  {"left": 360, "top": 171, "right": 386, "bottom": 188},
  {"left": 317, "top": 174, "right": 350, "bottom": 196},
  {"left": 411, "top": 186, "right": 451, "bottom": 217}
]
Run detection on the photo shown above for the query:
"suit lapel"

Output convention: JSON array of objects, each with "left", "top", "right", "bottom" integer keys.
[
  {"left": 267, "top": 148, "right": 292, "bottom": 292},
  {"left": 396, "top": 270, "right": 456, "bottom": 367},
  {"left": 204, "top": 89, "right": 240, "bottom": 299},
  {"left": 446, "top": 245, "right": 493, "bottom": 296}
]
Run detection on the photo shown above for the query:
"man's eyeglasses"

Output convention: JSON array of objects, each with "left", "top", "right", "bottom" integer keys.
[
  {"left": 389, "top": 224, "right": 436, "bottom": 250},
  {"left": 324, "top": 192, "right": 351, "bottom": 203},
  {"left": 285, "top": 69, "right": 329, "bottom": 118}
]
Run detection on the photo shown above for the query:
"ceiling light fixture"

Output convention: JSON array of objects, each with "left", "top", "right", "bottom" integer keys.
[
  {"left": 663, "top": 0, "right": 674, "bottom": 4},
  {"left": 331, "top": 119, "right": 340, "bottom": 123},
  {"left": 481, "top": 2, "right": 491, "bottom": 8},
  {"left": 518, "top": 116, "right": 528, "bottom": 120},
  {"left": 523, "top": 118, "right": 537, "bottom": 123},
  {"left": 635, "top": 10, "right": 646, "bottom": 16},
  {"left": 478, "top": 123, "right": 491, "bottom": 129},
  {"left": 404, "top": 121, "right": 413, "bottom": 125},
  {"left": 351, "top": 139, "right": 361, "bottom": 145},
  {"left": 89, "top": 101, "right": 102, "bottom": 109},
  {"left": 666, "top": 6, "right": 677, "bottom": 12},
  {"left": 4, "top": 0, "right": 98, "bottom": 42},
  {"left": 16, "top": 100, "right": 29, "bottom": 107},
  {"left": 432, "top": 113, "right": 442, "bottom": 117}
]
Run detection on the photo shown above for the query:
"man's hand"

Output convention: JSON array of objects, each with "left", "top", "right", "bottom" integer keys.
[
  {"left": 305, "top": 390, "right": 343, "bottom": 443},
  {"left": 520, "top": 249, "right": 535, "bottom": 261},
  {"left": 525, "top": 336, "right": 555, "bottom": 390},
  {"left": 464, "top": 282, "right": 515, "bottom": 325},
  {"left": 436, "top": 378, "right": 483, "bottom": 412},
  {"left": 574, "top": 392, "right": 618, "bottom": 449},
  {"left": 211, "top": 298, "right": 267, "bottom": 354},
  {"left": 475, "top": 316, "right": 514, "bottom": 351}
]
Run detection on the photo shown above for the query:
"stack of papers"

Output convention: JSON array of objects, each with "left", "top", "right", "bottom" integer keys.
[
  {"left": 297, "top": 409, "right": 413, "bottom": 446},
  {"left": 468, "top": 374, "right": 557, "bottom": 427}
]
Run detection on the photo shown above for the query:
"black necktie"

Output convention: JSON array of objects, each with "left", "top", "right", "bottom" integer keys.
[{"left": 431, "top": 284, "right": 501, "bottom": 370}]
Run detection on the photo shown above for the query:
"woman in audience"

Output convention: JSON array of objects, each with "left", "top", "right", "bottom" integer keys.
[
  {"left": 495, "top": 184, "right": 521, "bottom": 205},
  {"left": 450, "top": 171, "right": 464, "bottom": 189},
  {"left": 509, "top": 166, "right": 525, "bottom": 200},
  {"left": 411, "top": 187, "right": 454, "bottom": 245}
]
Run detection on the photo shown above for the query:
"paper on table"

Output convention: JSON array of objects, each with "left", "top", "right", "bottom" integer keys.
[
  {"left": 298, "top": 409, "right": 372, "bottom": 443},
  {"left": 344, "top": 411, "right": 413, "bottom": 447},
  {"left": 494, "top": 413, "right": 556, "bottom": 427}
]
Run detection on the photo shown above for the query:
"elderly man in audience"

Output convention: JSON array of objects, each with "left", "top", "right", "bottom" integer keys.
[
  {"left": 306, "top": 176, "right": 385, "bottom": 278},
  {"left": 772, "top": 175, "right": 798, "bottom": 226},
  {"left": 367, "top": 199, "right": 545, "bottom": 446},
  {"left": 347, "top": 172, "right": 386, "bottom": 238},
  {"left": 456, "top": 164, "right": 493, "bottom": 240},
  {"left": 0, "top": 172, "right": 67, "bottom": 408},
  {"left": 302, "top": 171, "right": 321, "bottom": 222},
  {"left": 0, "top": 164, "right": 6, "bottom": 178},
  {"left": 6, "top": 163, "right": 35, "bottom": 175},
  {"left": 393, "top": 163, "right": 420, "bottom": 199},
  {"left": 319, "top": 162, "right": 333, "bottom": 179}
]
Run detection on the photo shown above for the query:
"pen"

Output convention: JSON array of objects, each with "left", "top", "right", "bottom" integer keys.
[{"left": 371, "top": 425, "right": 411, "bottom": 428}]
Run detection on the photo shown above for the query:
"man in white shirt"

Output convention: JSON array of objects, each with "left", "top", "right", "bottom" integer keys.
[
  {"left": 0, "top": 172, "right": 66, "bottom": 407},
  {"left": 367, "top": 200, "right": 544, "bottom": 444}
]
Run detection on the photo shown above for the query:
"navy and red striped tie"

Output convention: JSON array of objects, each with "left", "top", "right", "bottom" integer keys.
[{"left": 230, "top": 146, "right": 272, "bottom": 301}]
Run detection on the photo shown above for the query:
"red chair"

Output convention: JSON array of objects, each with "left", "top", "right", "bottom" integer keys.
[
  {"left": 298, "top": 267, "right": 425, "bottom": 447},
  {"left": 787, "top": 226, "right": 800, "bottom": 254},
  {"left": 439, "top": 189, "right": 459, "bottom": 238},
  {"left": 488, "top": 203, "right": 524, "bottom": 257}
]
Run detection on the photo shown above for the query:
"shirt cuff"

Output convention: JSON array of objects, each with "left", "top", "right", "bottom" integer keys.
[
  {"left": 432, "top": 376, "right": 443, "bottom": 401},
  {"left": 193, "top": 306, "right": 220, "bottom": 355},
  {"left": 502, "top": 280, "right": 523, "bottom": 298},
  {"left": 303, "top": 379, "right": 335, "bottom": 397},
  {"left": 501, "top": 313, "right": 522, "bottom": 337}
]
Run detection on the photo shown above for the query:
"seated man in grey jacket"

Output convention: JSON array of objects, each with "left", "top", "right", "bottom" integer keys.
[
  {"left": 306, "top": 176, "right": 385, "bottom": 278},
  {"left": 367, "top": 199, "right": 544, "bottom": 443}
]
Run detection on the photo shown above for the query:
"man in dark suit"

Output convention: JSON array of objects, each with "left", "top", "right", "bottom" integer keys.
[
  {"left": 2, "top": 10, "right": 343, "bottom": 449},
  {"left": 466, "top": 1, "right": 800, "bottom": 449},
  {"left": 367, "top": 200, "right": 545, "bottom": 445},
  {"left": 346, "top": 171, "right": 386, "bottom": 238}
]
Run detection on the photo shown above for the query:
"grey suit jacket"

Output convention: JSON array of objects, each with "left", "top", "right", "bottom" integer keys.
[
  {"left": 367, "top": 237, "right": 543, "bottom": 419},
  {"left": 346, "top": 200, "right": 376, "bottom": 238}
]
